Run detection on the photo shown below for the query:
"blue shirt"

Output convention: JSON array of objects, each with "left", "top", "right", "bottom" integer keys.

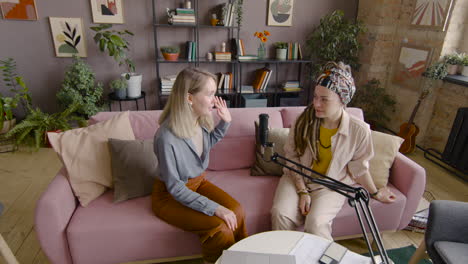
[{"left": 153, "top": 119, "right": 230, "bottom": 216}]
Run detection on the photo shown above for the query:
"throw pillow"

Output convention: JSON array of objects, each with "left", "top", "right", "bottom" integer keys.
[
  {"left": 48, "top": 111, "right": 135, "bottom": 207},
  {"left": 251, "top": 121, "right": 289, "bottom": 176},
  {"left": 108, "top": 138, "right": 158, "bottom": 203},
  {"left": 370, "top": 131, "right": 404, "bottom": 189}
]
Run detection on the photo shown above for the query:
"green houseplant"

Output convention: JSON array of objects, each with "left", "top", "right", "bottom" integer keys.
[
  {"left": 274, "top": 42, "right": 288, "bottom": 60},
  {"left": 56, "top": 55, "right": 104, "bottom": 119},
  {"left": 5, "top": 101, "right": 84, "bottom": 150},
  {"left": 305, "top": 10, "right": 366, "bottom": 77},
  {"left": 90, "top": 24, "right": 142, "bottom": 98},
  {"left": 461, "top": 53, "right": 468, "bottom": 77},
  {"left": 348, "top": 79, "right": 396, "bottom": 127},
  {"left": 110, "top": 78, "right": 128, "bottom": 99},
  {"left": 160, "top": 46, "right": 180, "bottom": 61},
  {"left": 0, "top": 58, "right": 33, "bottom": 132},
  {"left": 443, "top": 53, "right": 462, "bottom": 75}
]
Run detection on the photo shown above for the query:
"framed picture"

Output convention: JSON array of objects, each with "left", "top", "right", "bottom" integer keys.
[
  {"left": 392, "top": 44, "right": 432, "bottom": 90},
  {"left": 49, "top": 17, "right": 87, "bottom": 57},
  {"left": 0, "top": 0, "right": 38, "bottom": 20},
  {"left": 267, "top": 0, "right": 294, "bottom": 27},
  {"left": 90, "top": 0, "right": 124, "bottom": 24},
  {"left": 410, "top": 0, "right": 454, "bottom": 30}
]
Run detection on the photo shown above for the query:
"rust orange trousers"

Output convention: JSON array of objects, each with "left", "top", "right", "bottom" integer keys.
[{"left": 151, "top": 172, "right": 248, "bottom": 262}]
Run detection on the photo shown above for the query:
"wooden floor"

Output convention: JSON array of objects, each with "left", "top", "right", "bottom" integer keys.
[{"left": 0, "top": 148, "right": 467, "bottom": 264}]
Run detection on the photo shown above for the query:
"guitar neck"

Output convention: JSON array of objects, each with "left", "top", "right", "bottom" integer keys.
[{"left": 407, "top": 99, "right": 422, "bottom": 125}]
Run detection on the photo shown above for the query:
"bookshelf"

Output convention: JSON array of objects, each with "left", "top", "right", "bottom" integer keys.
[{"left": 152, "top": 0, "right": 240, "bottom": 109}]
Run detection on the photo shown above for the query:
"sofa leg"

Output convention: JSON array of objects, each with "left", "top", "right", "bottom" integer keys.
[
  {"left": 0, "top": 233, "right": 19, "bottom": 264},
  {"left": 409, "top": 240, "right": 428, "bottom": 264}
]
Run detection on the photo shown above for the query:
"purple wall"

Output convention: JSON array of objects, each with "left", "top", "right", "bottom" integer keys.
[{"left": 0, "top": 0, "right": 357, "bottom": 115}]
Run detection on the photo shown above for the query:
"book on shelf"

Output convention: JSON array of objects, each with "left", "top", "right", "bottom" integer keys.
[
  {"left": 231, "top": 38, "right": 245, "bottom": 57},
  {"left": 252, "top": 67, "right": 272, "bottom": 91},
  {"left": 214, "top": 3, "right": 235, "bottom": 27},
  {"left": 176, "top": 8, "right": 194, "bottom": 15},
  {"left": 285, "top": 42, "right": 302, "bottom": 60},
  {"left": 241, "top": 85, "right": 255, "bottom": 93},
  {"left": 238, "top": 54, "right": 258, "bottom": 61},
  {"left": 185, "top": 41, "right": 197, "bottom": 60},
  {"left": 215, "top": 52, "right": 231, "bottom": 61},
  {"left": 217, "top": 72, "right": 234, "bottom": 91},
  {"left": 282, "top": 80, "right": 302, "bottom": 91}
]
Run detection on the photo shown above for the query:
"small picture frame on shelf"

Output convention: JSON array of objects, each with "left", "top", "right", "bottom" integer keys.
[
  {"left": 90, "top": 0, "right": 124, "bottom": 24},
  {"left": 0, "top": 0, "right": 38, "bottom": 20},
  {"left": 392, "top": 43, "right": 432, "bottom": 91},
  {"left": 49, "top": 17, "right": 87, "bottom": 57},
  {"left": 267, "top": 0, "right": 294, "bottom": 27}
]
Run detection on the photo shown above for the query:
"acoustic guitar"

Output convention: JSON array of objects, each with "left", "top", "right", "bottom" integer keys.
[{"left": 398, "top": 90, "right": 429, "bottom": 154}]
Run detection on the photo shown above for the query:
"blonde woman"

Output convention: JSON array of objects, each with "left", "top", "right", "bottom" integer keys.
[
  {"left": 271, "top": 62, "right": 396, "bottom": 241},
  {"left": 152, "top": 68, "right": 247, "bottom": 264}
]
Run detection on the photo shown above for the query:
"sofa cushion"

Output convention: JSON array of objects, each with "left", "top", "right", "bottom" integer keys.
[
  {"left": 209, "top": 108, "right": 284, "bottom": 171},
  {"left": 108, "top": 138, "right": 158, "bottom": 203},
  {"left": 48, "top": 111, "right": 135, "bottom": 207},
  {"left": 434, "top": 241, "right": 468, "bottom": 264},
  {"left": 66, "top": 169, "right": 280, "bottom": 264},
  {"left": 90, "top": 111, "right": 161, "bottom": 140},
  {"left": 370, "top": 131, "right": 404, "bottom": 189}
]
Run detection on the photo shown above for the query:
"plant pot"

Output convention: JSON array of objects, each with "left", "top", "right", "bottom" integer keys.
[
  {"left": 461, "top": 66, "right": 468, "bottom": 77},
  {"left": 122, "top": 73, "right": 143, "bottom": 98},
  {"left": 0, "top": 118, "right": 16, "bottom": 134},
  {"left": 114, "top": 88, "right": 127, "bottom": 99},
  {"left": 276, "top": 48, "right": 287, "bottom": 60},
  {"left": 163, "top": 53, "right": 180, "bottom": 61},
  {"left": 447, "top": 64, "right": 459, "bottom": 75}
]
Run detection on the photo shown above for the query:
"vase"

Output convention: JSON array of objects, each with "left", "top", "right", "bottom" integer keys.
[
  {"left": 447, "top": 64, "right": 459, "bottom": 75},
  {"left": 257, "top": 44, "right": 266, "bottom": 60}
]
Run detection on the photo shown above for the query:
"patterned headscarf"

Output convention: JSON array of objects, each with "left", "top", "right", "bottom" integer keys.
[{"left": 315, "top": 62, "right": 356, "bottom": 105}]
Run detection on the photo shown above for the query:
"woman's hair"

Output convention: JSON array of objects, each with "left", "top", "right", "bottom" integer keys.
[
  {"left": 159, "top": 67, "right": 217, "bottom": 139},
  {"left": 293, "top": 61, "right": 354, "bottom": 164}
]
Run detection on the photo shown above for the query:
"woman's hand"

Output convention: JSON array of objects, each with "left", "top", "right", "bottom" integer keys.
[
  {"left": 214, "top": 96, "right": 231, "bottom": 123},
  {"left": 373, "top": 187, "right": 396, "bottom": 203},
  {"left": 299, "top": 194, "right": 311, "bottom": 216},
  {"left": 214, "top": 205, "right": 237, "bottom": 231}
]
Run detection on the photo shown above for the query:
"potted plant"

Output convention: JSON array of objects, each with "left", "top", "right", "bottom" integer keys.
[
  {"left": 305, "top": 10, "right": 366, "bottom": 77},
  {"left": 57, "top": 56, "right": 103, "bottom": 119},
  {"left": 461, "top": 53, "right": 468, "bottom": 77},
  {"left": 5, "top": 101, "right": 84, "bottom": 150},
  {"left": 348, "top": 79, "right": 396, "bottom": 128},
  {"left": 443, "top": 53, "right": 463, "bottom": 75},
  {"left": 160, "top": 46, "right": 180, "bottom": 61},
  {"left": 274, "top": 42, "right": 288, "bottom": 60},
  {"left": 0, "top": 58, "right": 33, "bottom": 133},
  {"left": 90, "top": 24, "right": 142, "bottom": 98},
  {"left": 110, "top": 78, "right": 128, "bottom": 99}
]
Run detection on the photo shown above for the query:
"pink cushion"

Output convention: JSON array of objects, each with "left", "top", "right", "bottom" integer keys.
[{"left": 66, "top": 169, "right": 279, "bottom": 264}]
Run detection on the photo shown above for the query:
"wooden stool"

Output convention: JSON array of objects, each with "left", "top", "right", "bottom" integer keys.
[{"left": 0, "top": 203, "right": 20, "bottom": 264}]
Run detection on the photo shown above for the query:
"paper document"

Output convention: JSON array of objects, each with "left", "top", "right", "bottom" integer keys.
[{"left": 220, "top": 250, "right": 296, "bottom": 264}]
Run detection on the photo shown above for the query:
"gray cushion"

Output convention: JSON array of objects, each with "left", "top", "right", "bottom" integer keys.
[
  {"left": 434, "top": 241, "right": 468, "bottom": 264},
  {"left": 108, "top": 138, "right": 158, "bottom": 203}
]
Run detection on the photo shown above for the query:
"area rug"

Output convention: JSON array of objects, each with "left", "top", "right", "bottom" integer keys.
[{"left": 364, "top": 245, "right": 432, "bottom": 264}]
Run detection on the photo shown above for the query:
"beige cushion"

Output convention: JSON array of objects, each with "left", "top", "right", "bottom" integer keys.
[
  {"left": 108, "top": 138, "right": 158, "bottom": 203},
  {"left": 251, "top": 121, "right": 289, "bottom": 176},
  {"left": 370, "top": 131, "right": 404, "bottom": 189},
  {"left": 48, "top": 111, "right": 135, "bottom": 207}
]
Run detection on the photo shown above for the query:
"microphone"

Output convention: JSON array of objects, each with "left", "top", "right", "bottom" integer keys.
[{"left": 258, "top": 114, "right": 274, "bottom": 161}]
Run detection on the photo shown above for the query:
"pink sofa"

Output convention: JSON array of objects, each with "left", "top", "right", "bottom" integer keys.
[{"left": 35, "top": 107, "right": 426, "bottom": 264}]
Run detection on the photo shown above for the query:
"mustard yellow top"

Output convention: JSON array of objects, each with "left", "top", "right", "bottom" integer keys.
[{"left": 312, "top": 126, "right": 338, "bottom": 175}]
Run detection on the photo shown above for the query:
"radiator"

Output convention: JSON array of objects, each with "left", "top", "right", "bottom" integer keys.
[{"left": 442, "top": 107, "right": 468, "bottom": 174}]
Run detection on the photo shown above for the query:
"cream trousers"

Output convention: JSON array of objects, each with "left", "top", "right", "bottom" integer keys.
[{"left": 271, "top": 175, "right": 348, "bottom": 241}]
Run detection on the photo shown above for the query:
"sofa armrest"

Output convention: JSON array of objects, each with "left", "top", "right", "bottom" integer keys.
[
  {"left": 35, "top": 168, "right": 77, "bottom": 264},
  {"left": 389, "top": 153, "right": 426, "bottom": 230},
  {"left": 426, "top": 200, "right": 468, "bottom": 246}
]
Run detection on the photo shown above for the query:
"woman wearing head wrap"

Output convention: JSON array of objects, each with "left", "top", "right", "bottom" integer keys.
[{"left": 270, "top": 62, "right": 395, "bottom": 241}]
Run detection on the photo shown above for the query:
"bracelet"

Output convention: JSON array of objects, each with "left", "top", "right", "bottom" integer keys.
[
  {"left": 297, "top": 191, "right": 309, "bottom": 196},
  {"left": 370, "top": 190, "right": 380, "bottom": 197},
  {"left": 296, "top": 188, "right": 307, "bottom": 195}
]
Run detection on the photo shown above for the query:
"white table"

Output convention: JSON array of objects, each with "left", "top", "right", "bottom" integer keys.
[{"left": 216, "top": 231, "right": 371, "bottom": 264}]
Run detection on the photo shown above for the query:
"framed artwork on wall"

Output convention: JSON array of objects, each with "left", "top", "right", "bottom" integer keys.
[
  {"left": 392, "top": 44, "right": 433, "bottom": 90},
  {"left": 0, "top": 0, "right": 38, "bottom": 21},
  {"left": 49, "top": 17, "right": 87, "bottom": 57},
  {"left": 267, "top": 0, "right": 294, "bottom": 27},
  {"left": 410, "top": 0, "right": 454, "bottom": 30},
  {"left": 90, "top": 0, "right": 124, "bottom": 24}
]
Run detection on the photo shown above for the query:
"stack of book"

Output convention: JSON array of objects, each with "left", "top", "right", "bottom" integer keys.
[
  {"left": 186, "top": 41, "right": 197, "bottom": 60},
  {"left": 282, "top": 80, "right": 302, "bottom": 92},
  {"left": 286, "top": 42, "right": 303, "bottom": 60},
  {"left": 252, "top": 67, "right": 273, "bottom": 91},
  {"left": 168, "top": 8, "right": 195, "bottom": 25},
  {"left": 238, "top": 55, "right": 258, "bottom": 61},
  {"left": 161, "top": 74, "right": 177, "bottom": 94},
  {"left": 217, "top": 72, "right": 234, "bottom": 92},
  {"left": 404, "top": 208, "right": 429, "bottom": 233},
  {"left": 215, "top": 52, "right": 231, "bottom": 61}
]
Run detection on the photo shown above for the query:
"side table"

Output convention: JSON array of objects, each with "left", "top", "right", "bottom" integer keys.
[{"left": 108, "top": 91, "right": 147, "bottom": 111}]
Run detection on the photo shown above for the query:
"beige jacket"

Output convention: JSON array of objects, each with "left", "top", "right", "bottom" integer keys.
[{"left": 283, "top": 109, "right": 374, "bottom": 190}]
